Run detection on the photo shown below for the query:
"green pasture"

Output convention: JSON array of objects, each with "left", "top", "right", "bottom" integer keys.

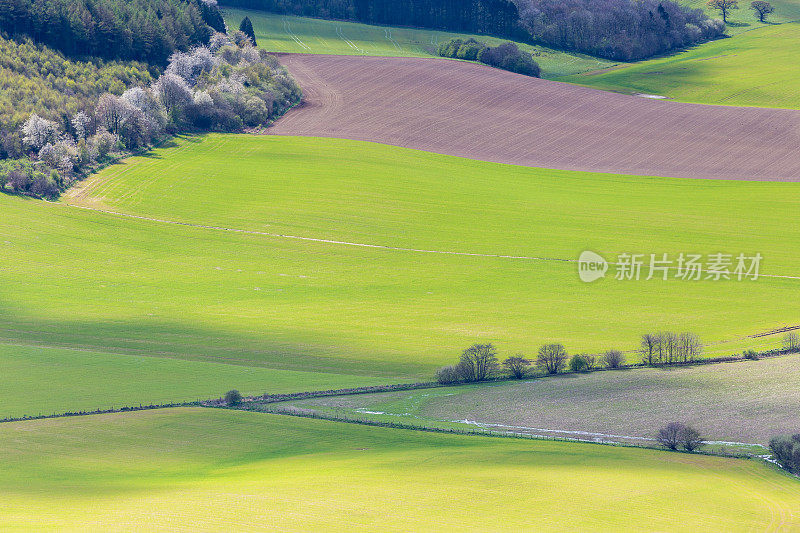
[
  {"left": 222, "top": 8, "right": 616, "bottom": 77},
  {"left": 287, "top": 354, "right": 800, "bottom": 446},
  {"left": 3, "top": 134, "right": 800, "bottom": 414},
  {"left": 2, "top": 408, "right": 798, "bottom": 530},
  {"left": 565, "top": 23, "right": 800, "bottom": 108}
]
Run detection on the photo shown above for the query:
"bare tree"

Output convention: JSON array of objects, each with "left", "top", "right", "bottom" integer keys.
[
  {"left": 458, "top": 343, "right": 499, "bottom": 382},
  {"left": 640, "top": 333, "right": 660, "bottom": 365},
  {"left": 584, "top": 353, "right": 598, "bottom": 371},
  {"left": 536, "top": 343, "right": 568, "bottom": 374},
  {"left": 707, "top": 0, "right": 739, "bottom": 23},
  {"left": 750, "top": 0, "right": 774, "bottom": 21},
  {"left": 783, "top": 332, "right": 800, "bottom": 352},
  {"left": 677, "top": 332, "right": 702, "bottom": 363},
  {"left": 502, "top": 355, "right": 530, "bottom": 379},
  {"left": 602, "top": 349, "right": 625, "bottom": 369},
  {"left": 657, "top": 422, "right": 684, "bottom": 450},
  {"left": 681, "top": 426, "right": 704, "bottom": 452}
]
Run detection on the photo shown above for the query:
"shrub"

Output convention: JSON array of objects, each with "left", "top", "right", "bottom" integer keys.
[
  {"left": 224, "top": 389, "right": 243, "bottom": 405},
  {"left": 602, "top": 349, "right": 625, "bottom": 369},
  {"left": 743, "top": 349, "right": 760, "bottom": 360},
  {"left": 568, "top": 354, "right": 590, "bottom": 373},
  {"left": 657, "top": 422, "right": 704, "bottom": 452},
  {"left": 502, "top": 355, "right": 531, "bottom": 379},
  {"left": 436, "top": 365, "right": 462, "bottom": 384},
  {"left": 537, "top": 343, "right": 568, "bottom": 375},
  {"left": 769, "top": 434, "right": 800, "bottom": 473}
]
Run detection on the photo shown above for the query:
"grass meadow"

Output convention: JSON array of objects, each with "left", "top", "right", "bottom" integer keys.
[
  {"left": 2, "top": 407, "right": 799, "bottom": 531},
  {"left": 222, "top": 8, "right": 616, "bottom": 77},
  {"left": 4, "top": 134, "right": 800, "bottom": 414},
  {"left": 566, "top": 23, "right": 800, "bottom": 108},
  {"left": 286, "top": 354, "right": 800, "bottom": 446}
]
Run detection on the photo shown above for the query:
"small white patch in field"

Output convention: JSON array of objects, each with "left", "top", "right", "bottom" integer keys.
[{"left": 635, "top": 93, "right": 668, "bottom": 99}]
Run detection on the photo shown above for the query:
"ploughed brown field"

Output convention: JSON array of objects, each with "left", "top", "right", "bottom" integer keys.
[{"left": 271, "top": 54, "right": 800, "bottom": 181}]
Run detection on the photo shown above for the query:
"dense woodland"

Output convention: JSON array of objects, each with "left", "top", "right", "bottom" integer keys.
[
  {"left": 0, "top": 0, "right": 226, "bottom": 64},
  {"left": 220, "top": 0, "right": 726, "bottom": 60}
]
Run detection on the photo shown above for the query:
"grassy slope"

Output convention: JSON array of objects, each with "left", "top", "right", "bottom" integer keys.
[
  {"left": 2, "top": 408, "right": 799, "bottom": 531},
  {"left": 563, "top": 22, "right": 800, "bottom": 108},
  {"left": 288, "top": 354, "right": 800, "bottom": 445},
  {"left": 0, "top": 344, "right": 393, "bottom": 419},
  {"left": 5, "top": 134, "right": 800, "bottom": 413},
  {"left": 223, "top": 8, "right": 616, "bottom": 77}
]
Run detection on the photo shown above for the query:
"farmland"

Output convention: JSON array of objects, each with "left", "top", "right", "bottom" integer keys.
[
  {"left": 285, "top": 354, "right": 800, "bottom": 446},
  {"left": 2, "top": 408, "right": 800, "bottom": 530},
  {"left": 567, "top": 23, "right": 800, "bottom": 109},
  {"left": 222, "top": 8, "right": 615, "bottom": 77},
  {"left": 270, "top": 54, "right": 800, "bottom": 180}
]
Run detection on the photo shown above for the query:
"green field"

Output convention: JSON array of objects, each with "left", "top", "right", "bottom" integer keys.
[
  {"left": 2, "top": 407, "right": 799, "bottom": 530},
  {"left": 565, "top": 23, "right": 800, "bottom": 108},
  {"left": 222, "top": 8, "right": 616, "bottom": 77},
  {"left": 4, "top": 134, "right": 800, "bottom": 415},
  {"left": 285, "top": 354, "right": 800, "bottom": 446}
]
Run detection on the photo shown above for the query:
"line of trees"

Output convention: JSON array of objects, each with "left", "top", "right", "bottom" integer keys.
[
  {"left": 437, "top": 38, "right": 540, "bottom": 77},
  {"left": 435, "top": 342, "right": 628, "bottom": 384},
  {"left": 639, "top": 332, "right": 703, "bottom": 365},
  {"left": 2, "top": 31, "right": 300, "bottom": 197},
  {"left": 0, "top": 0, "right": 226, "bottom": 64}
]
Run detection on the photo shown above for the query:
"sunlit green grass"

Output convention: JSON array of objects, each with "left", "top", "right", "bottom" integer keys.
[
  {"left": 564, "top": 23, "right": 800, "bottom": 108},
  {"left": 222, "top": 8, "right": 616, "bottom": 77},
  {"left": 2, "top": 408, "right": 799, "bottom": 530}
]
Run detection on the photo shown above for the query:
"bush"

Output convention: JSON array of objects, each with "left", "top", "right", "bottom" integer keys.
[
  {"left": 436, "top": 365, "right": 462, "bottom": 384},
  {"left": 657, "top": 422, "right": 704, "bottom": 452},
  {"left": 568, "top": 354, "right": 590, "bottom": 373},
  {"left": 503, "top": 355, "right": 531, "bottom": 379},
  {"left": 224, "top": 389, "right": 243, "bottom": 405},
  {"left": 602, "top": 350, "right": 625, "bottom": 369},
  {"left": 438, "top": 38, "right": 540, "bottom": 77},
  {"left": 743, "top": 349, "right": 760, "bottom": 361},
  {"left": 769, "top": 434, "right": 800, "bottom": 473}
]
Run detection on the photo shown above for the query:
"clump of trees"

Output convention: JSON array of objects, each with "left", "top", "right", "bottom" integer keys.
[
  {"left": 0, "top": 0, "right": 225, "bottom": 64},
  {"left": 2, "top": 32, "right": 300, "bottom": 198},
  {"left": 639, "top": 332, "right": 702, "bottom": 365},
  {"left": 657, "top": 422, "right": 704, "bottom": 452},
  {"left": 769, "top": 434, "right": 800, "bottom": 474},
  {"left": 515, "top": 0, "right": 726, "bottom": 61},
  {"left": 225, "top": 389, "right": 243, "bottom": 405},
  {"left": 782, "top": 332, "right": 800, "bottom": 353},
  {"left": 437, "top": 38, "right": 540, "bottom": 77}
]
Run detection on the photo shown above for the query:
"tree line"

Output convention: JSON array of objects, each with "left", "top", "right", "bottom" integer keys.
[
  {"left": 0, "top": 0, "right": 226, "bottom": 64},
  {"left": 437, "top": 38, "right": 540, "bottom": 77},
  {"left": 1, "top": 30, "right": 300, "bottom": 197},
  {"left": 221, "top": 0, "right": 726, "bottom": 60}
]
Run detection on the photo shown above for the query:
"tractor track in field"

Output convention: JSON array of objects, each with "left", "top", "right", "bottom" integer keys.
[
  {"left": 269, "top": 54, "right": 800, "bottom": 181},
  {"left": 61, "top": 202, "right": 800, "bottom": 283}
]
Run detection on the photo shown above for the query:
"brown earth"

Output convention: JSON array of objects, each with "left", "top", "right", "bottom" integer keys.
[{"left": 270, "top": 54, "right": 800, "bottom": 181}]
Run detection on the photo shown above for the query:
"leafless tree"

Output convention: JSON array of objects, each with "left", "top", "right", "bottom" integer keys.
[
  {"left": 503, "top": 355, "right": 530, "bottom": 379},
  {"left": 537, "top": 343, "right": 568, "bottom": 374},
  {"left": 602, "top": 349, "right": 625, "bottom": 369},
  {"left": 584, "top": 353, "right": 598, "bottom": 371},
  {"left": 677, "top": 332, "right": 702, "bottom": 363},
  {"left": 707, "top": 0, "right": 739, "bottom": 22},
  {"left": 640, "top": 333, "right": 661, "bottom": 365},
  {"left": 783, "top": 332, "right": 800, "bottom": 352},
  {"left": 458, "top": 343, "right": 499, "bottom": 382},
  {"left": 657, "top": 422, "right": 684, "bottom": 450},
  {"left": 681, "top": 426, "right": 704, "bottom": 452},
  {"left": 750, "top": 0, "right": 774, "bottom": 21}
]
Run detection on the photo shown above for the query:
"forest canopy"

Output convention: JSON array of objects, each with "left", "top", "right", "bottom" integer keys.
[{"left": 0, "top": 0, "right": 226, "bottom": 63}]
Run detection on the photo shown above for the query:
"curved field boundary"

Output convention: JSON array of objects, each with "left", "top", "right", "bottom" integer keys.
[{"left": 270, "top": 54, "right": 800, "bottom": 181}]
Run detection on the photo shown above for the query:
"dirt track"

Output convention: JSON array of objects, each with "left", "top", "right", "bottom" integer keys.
[{"left": 270, "top": 54, "right": 800, "bottom": 181}]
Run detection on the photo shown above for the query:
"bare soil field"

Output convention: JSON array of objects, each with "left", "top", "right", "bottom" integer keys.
[{"left": 271, "top": 54, "right": 800, "bottom": 181}]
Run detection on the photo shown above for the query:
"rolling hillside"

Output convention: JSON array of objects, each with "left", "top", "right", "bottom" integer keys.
[{"left": 3, "top": 408, "right": 799, "bottom": 530}]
